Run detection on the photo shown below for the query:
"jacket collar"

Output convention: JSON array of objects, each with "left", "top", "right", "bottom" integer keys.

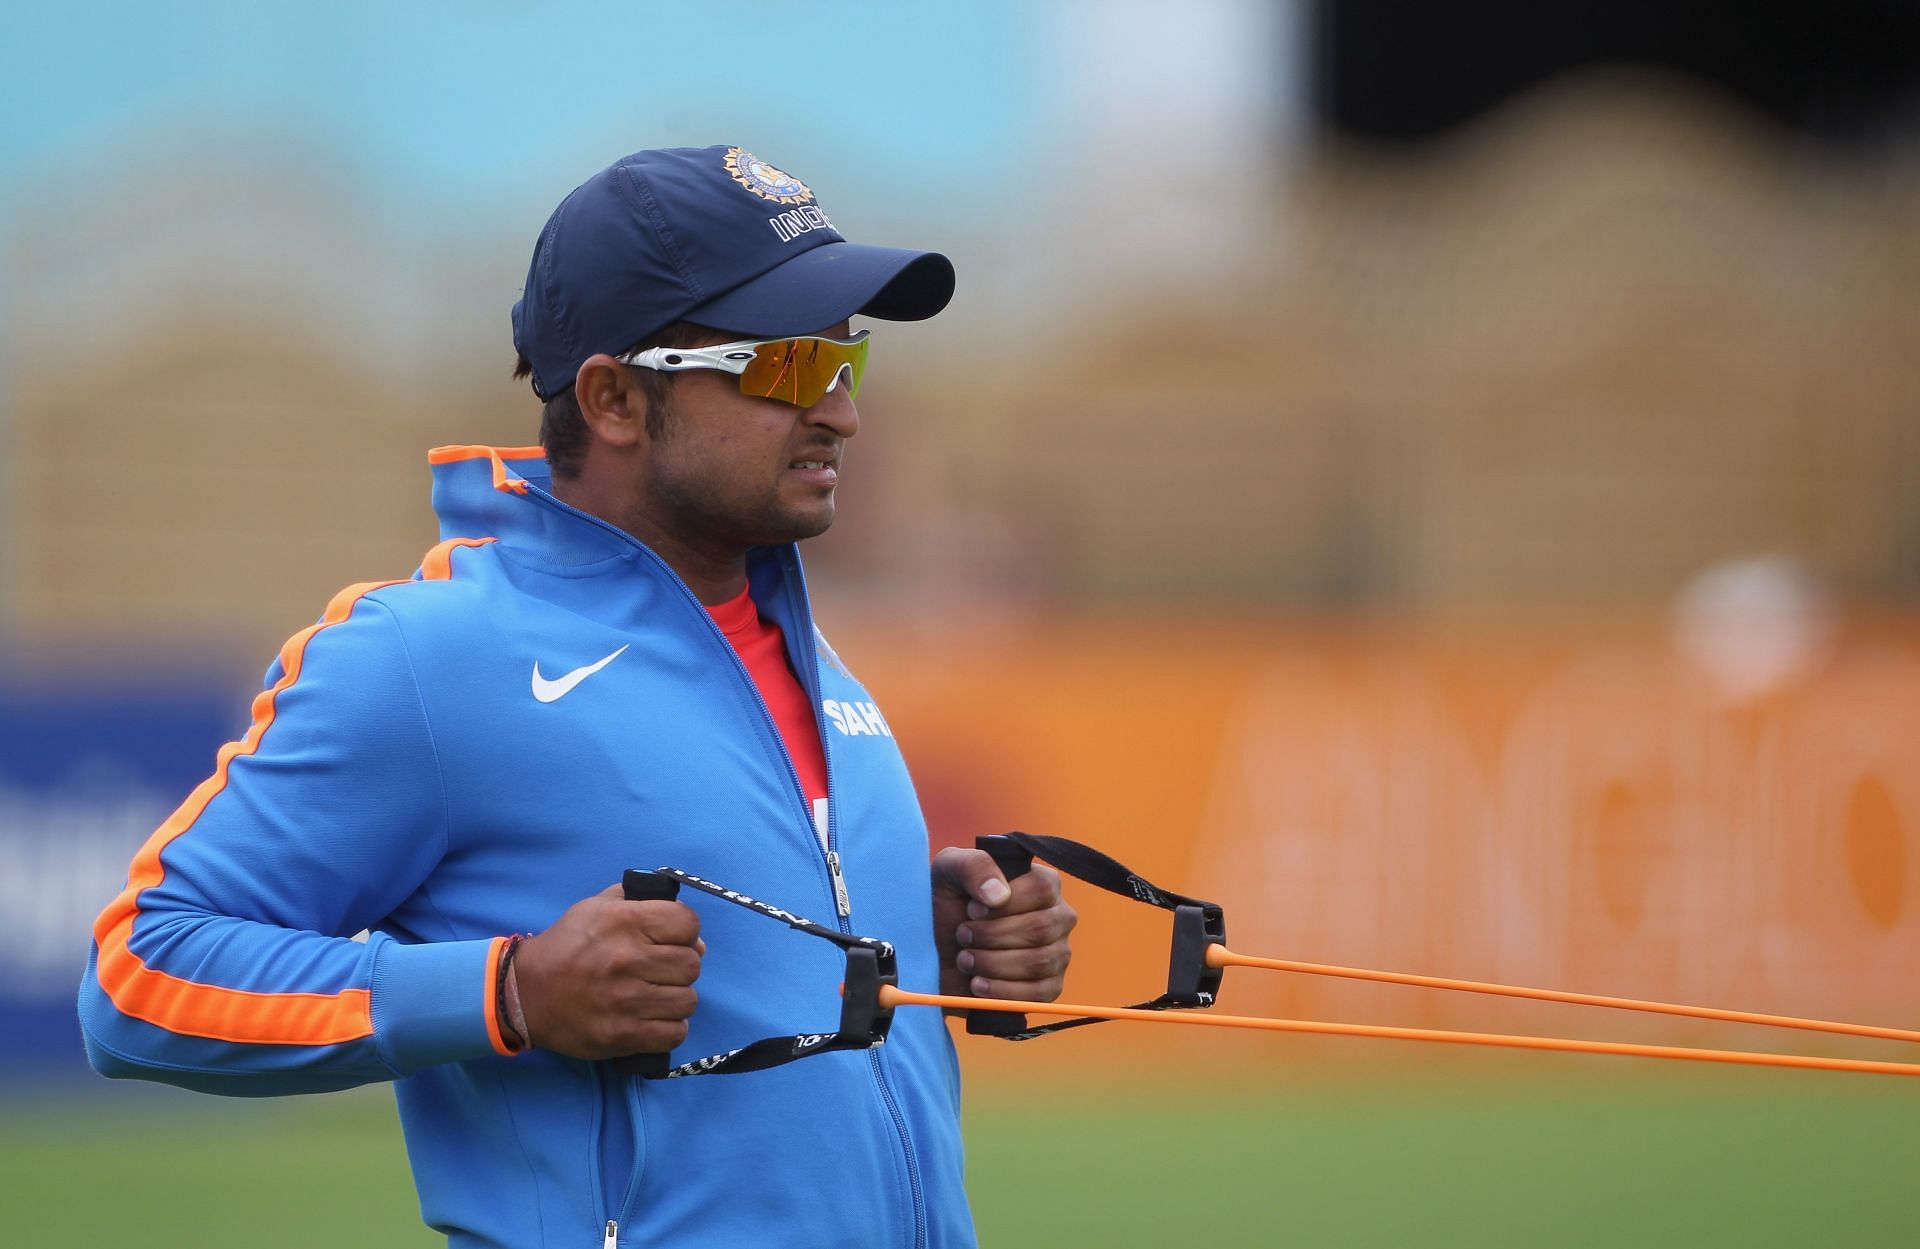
[
  {"left": 428, "top": 444, "right": 640, "bottom": 568},
  {"left": 425, "top": 443, "right": 814, "bottom": 624}
]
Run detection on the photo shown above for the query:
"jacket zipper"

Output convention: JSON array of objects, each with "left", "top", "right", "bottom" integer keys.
[
  {"left": 591, "top": 1065, "right": 645, "bottom": 1249},
  {"left": 718, "top": 574, "right": 925, "bottom": 1248},
  {"left": 781, "top": 555, "right": 926, "bottom": 1249},
  {"left": 523, "top": 489, "right": 925, "bottom": 1249},
  {"left": 824, "top": 848, "right": 851, "bottom": 917},
  {"left": 700, "top": 565, "right": 928, "bottom": 1247},
  {"left": 590, "top": 1064, "right": 615, "bottom": 1249},
  {"left": 870, "top": 1049, "right": 928, "bottom": 1249}
]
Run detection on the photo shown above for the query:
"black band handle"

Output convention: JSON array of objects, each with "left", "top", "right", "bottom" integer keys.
[
  {"left": 621, "top": 869, "right": 681, "bottom": 902},
  {"left": 966, "top": 834, "right": 1035, "bottom": 1036},
  {"left": 610, "top": 870, "right": 683, "bottom": 1077}
]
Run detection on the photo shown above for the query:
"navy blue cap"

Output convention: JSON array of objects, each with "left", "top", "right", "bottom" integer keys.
[{"left": 512, "top": 145, "right": 956, "bottom": 400}]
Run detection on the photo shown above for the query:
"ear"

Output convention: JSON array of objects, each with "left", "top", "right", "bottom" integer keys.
[{"left": 574, "top": 354, "right": 649, "bottom": 450}]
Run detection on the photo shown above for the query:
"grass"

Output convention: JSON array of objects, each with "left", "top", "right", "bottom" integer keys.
[
  {"left": 4, "top": 1060, "right": 1915, "bottom": 1247},
  {"left": 1, "top": 1083, "right": 431, "bottom": 1249},
  {"left": 965, "top": 1064, "right": 1920, "bottom": 1247}
]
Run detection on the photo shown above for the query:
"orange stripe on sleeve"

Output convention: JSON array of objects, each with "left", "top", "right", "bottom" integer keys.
[
  {"left": 91, "top": 537, "right": 497, "bottom": 1046},
  {"left": 482, "top": 936, "right": 514, "bottom": 1057}
]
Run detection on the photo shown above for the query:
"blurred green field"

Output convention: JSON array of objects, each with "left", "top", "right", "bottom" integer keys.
[{"left": 4, "top": 1061, "right": 1914, "bottom": 1247}]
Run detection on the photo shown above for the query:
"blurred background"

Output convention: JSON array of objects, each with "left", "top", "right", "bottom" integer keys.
[{"left": 3, "top": 1, "right": 1918, "bottom": 1245}]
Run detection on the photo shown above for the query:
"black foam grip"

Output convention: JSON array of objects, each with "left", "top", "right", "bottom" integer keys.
[
  {"left": 622, "top": 869, "right": 681, "bottom": 902},
  {"left": 610, "top": 869, "right": 682, "bottom": 1074},
  {"left": 610, "top": 1051, "right": 670, "bottom": 1078},
  {"left": 966, "top": 834, "right": 1034, "bottom": 1037}
]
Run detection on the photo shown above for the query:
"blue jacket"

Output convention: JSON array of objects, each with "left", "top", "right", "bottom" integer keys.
[{"left": 79, "top": 445, "right": 974, "bottom": 1249}]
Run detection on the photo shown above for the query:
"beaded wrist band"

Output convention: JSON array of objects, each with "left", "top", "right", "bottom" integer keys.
[{"left": 495, "top": 934, "right": 531, "bottom": 1053}]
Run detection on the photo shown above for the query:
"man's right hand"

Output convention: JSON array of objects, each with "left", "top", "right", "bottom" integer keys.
[{"left": 511, "top": 884, "right": 704, "bottom": 1059}]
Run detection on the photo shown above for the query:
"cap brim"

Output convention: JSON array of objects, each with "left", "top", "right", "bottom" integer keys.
[{"left": 686, "top": 242, "right": 955, "bottom": 337}]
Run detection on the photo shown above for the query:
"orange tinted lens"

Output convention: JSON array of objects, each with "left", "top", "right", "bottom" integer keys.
[{"left": 740, "top": 335, "right": 868, "bottom": 407}]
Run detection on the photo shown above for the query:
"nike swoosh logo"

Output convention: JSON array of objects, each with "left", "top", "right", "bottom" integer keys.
[{"left": 531, "top": 645, "right": 629, "bottom": 703}]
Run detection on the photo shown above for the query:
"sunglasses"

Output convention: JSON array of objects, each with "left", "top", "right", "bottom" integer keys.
[{"left": 618, "top": 330, "right": 870, "bottom": 409}]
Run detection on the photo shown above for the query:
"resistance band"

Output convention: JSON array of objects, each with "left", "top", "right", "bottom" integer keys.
[
  {"left": 610, "top": 868, "right": 895, "bottom": 1079},
  {"left": 614, "top": 835, "right": 1920, "bottom": 1079}
]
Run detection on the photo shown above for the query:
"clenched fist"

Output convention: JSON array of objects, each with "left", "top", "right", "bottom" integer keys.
[
  {"left": 930, "top": 848, "right": 1076, "bottom": 1007},
  {"left": 512, "top": 884, "right": 705, "bottom": 1059}
]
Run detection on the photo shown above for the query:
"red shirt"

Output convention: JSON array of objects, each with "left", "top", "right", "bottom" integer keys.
[{"left": 707, "top": 586, "right": 829, "bottom": 811}]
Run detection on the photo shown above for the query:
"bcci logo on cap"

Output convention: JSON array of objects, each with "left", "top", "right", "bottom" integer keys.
[{"left": 725, "top": 148, "right": 813, "bottom": 205}]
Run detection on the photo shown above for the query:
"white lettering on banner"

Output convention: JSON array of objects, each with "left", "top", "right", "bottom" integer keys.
[
  {"left": 0, "top": 782, "right": 172, "bottom": 997},
  {"left": 1193, "top": 642, "right": 1920, "bottom": 1036},
  {"left": 768, "top": 204, "right": 836, "bottom": 244},
  {"left": 821, "top": 699, "right": 894, "bottom": 739}
]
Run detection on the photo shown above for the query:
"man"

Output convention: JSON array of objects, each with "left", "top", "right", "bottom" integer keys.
[{"left": 79, "top": 145, "right": 1075, "bottom": 1249}]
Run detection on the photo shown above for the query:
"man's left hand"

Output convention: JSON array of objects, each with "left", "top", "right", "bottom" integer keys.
[{"left": 930, "top": 848, "right": 1076, "bottom": 1006}]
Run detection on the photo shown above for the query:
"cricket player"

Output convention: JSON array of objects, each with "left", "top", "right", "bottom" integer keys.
[{"left": 79, "top": 144, "right": 1076, "bottom": 1249}]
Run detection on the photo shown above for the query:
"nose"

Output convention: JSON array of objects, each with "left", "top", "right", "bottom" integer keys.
[{"left": 807, "top": 371, "right": 860, "bottom": 438}]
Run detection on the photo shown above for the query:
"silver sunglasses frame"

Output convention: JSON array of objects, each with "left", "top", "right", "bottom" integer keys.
[{"left": 617, "top": 329, "right": 870, "bottom": 396}]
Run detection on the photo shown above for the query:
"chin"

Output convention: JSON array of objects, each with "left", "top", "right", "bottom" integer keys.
[
  {"left": 788, "top": 511, "right": 836, "bottom": 543},
  {"left": 756, "top": 501, "right": 836, "bottom": 545}
]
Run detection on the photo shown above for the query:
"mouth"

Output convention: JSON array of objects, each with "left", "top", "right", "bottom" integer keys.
[{"left": 787, "top": 452, "right": 840, "bottom": 488}]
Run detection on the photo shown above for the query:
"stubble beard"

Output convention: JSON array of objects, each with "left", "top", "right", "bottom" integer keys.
[
  {"left": 651, "top": 467, "right": 836, "bottom": 554},
  {"left": 643, "top": 400, "right": 839, "bottom": 553}
]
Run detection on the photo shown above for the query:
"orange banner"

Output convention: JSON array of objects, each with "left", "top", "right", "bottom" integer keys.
[{"left": 830, "top": 614, "right": 1920, "bottom": 1075}]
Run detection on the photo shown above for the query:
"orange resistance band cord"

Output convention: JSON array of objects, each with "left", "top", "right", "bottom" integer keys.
[
  {"left": 883, "top": 987, "right": 1920, "bottom": 1078},
  {"left": 1204, "top": 945, "right": 1920, "bottom": 1046},
  {"left": 939, "top": 832, "right": 1920, "bottom": 1076}
]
